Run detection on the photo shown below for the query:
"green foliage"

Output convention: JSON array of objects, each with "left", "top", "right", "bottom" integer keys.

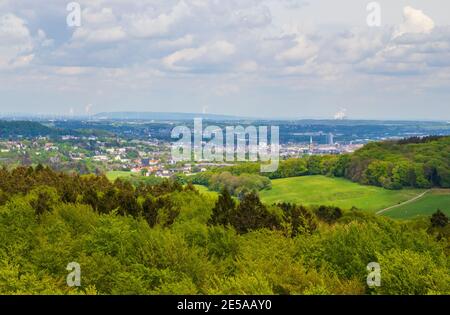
[
  {"left": 307, "top": 156, "right": 323, "bottom": 175},
  {"left": 208, "top": 172, "right": 271, "bottom": 196},
  {"left": 142, "top": 197, "right": 159, "bottom": 227},
  {"left": 206, "top": 226, "right": 239, "bottom": 261},
  {"left": 0, "top": 166, "right": 187, "bottom": 227},
  {"left": 0, "top": 121, "right": 63, "bottom": 139},
  {"left": 29, "top": 186, "right": 60, "bottom": 217},
  {"left": 348, "top": 137, "right": 450, "bottom": 189},
  {"left": 374, "top": 249, "right": 450, "bottom": 295},
  {"left": 315, "top": 205, "right": 343, "bottom": 224},
  {"left": 230, "top": 192, "right": 282, "bottom": 234},
  {"left": 0, "top": 166, "right": 448, "bottom": 295},
  {"left": 208, "top": 188, "right": 236, "bottom": 227},
  {"left": 431, "top": 210, "right": 449, "bottom": 228},
  {"left": 208, "top": 272, "right": 274, "bottom": 295},
  {"left": 270, "top": 158, "right": 308, "bottom": 179},
  {"left": 277, "top": 203, "right": 318, "bottom": 237}
]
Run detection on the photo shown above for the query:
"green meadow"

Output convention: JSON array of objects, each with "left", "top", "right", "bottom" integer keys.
[
  {"left": 383, "top": 189, "right": 450, "bottom": 219},
  {"left": 194, "top": 184, "right": 221, "bottom": 198},
  {"left": 134, "top": 174, "right": 448, "bottom": 219},
  {"left": 259, "top": 176, "right": 423, "bottom": 213}
]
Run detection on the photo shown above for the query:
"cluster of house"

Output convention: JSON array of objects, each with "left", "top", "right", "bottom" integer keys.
[
  {"left": 129, "top": 159, "right": 236, "bottom": 178},
  {"left": 43, "top": 143, "right": 59, "bottom": 151},
  {"left": 0, "top": 138, "right": 66, "bottom": 156},
  {"left": 130, "top": 159, "right": 194, "bottom": 178},
  {"left": 0, "top": 140, "right": 27, "bottom": 152}
]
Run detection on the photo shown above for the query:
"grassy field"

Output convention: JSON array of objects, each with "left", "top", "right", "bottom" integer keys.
[
  {"left": 194, "top": 185, "right": 221, "bottom": 199},
  {"left": 106, "top": 171, "right": 134, "bottom": 181},
  {"left": 129, "top": 173, "right": 449, "bottom": 219},
  {"left": 382, "top": 190, "right": 450, "bottom": 219},
  {"left": 259, "top": 176, "right": 423, "bottom": 213}
]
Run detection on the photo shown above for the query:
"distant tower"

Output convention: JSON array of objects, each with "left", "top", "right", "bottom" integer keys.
[{"left": 327, "top": 133, "right": 334, "bottom": 145}]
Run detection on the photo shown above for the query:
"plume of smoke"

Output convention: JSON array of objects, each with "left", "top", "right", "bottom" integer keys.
[
  {"left": 334, "top": 108, "right": 347, "bottom": 120},
  {"left": 85, "top": 104, "right": 93, "bottom": 114}
]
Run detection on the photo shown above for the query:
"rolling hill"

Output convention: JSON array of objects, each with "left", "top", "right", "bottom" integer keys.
[
  {"left": 259, "top": 176, "right": 424, "bottom": 213},
  {"left": 0, "top": 121, "right": 59, "bottom": 138}
]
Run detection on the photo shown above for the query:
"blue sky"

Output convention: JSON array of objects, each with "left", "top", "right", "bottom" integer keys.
[{"left": 0, "top": 0, "right": 450, "bottom": 120}]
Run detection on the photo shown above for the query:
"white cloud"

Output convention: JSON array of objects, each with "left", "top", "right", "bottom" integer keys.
[
  {"left": 72, "top": 26, "right": 126, "bottom": 43},
  {"left": 2, "top": 1, "right": 450, "bottom": 119},
  {"left": 9, "top": 54, "right": 34, "bottom": 68},
  {"left": 394, "top": 6, "right": 435, "bottom": 38},
  {"left": 281, "top": 60, "right": 340, "bottom": 81},
  {"left": 125, "top": 1, "right": 191, "bottom": 38},
  {"left": 276, "top": 35, "right": 318, "bottom": 63},
  {"left": 37, "top": 29, "right": 53, "bottom": 47},
  {"left": 355, "top": 7, "right": 447, "bottom": 78},
  {"left": 281, "top": 0, "right": 309, "bottom": 9},
  {"left": 69, "top": 7, "right": 126, "bottom": 44},
  {"left": 0, "top": 13, "right": 34, "bottom": 69},
  {"left": 232, "top": 6, "right": 272, "bottom": 29},
  {"left": 157, "top": 34, "right": 195, "bottom": 49},
  {"left": 325, "top": 30, "right": 386, "bottom": 64},
  {"left": 163, "top": 40, "right": 236, "bottom": 71},
  {"left": 54, "top": 66, "right": 88, "bottom": 76},
  {"left": 237, "top": 60, "right": 259, "bottom": 72},
  {"left": 83, "top": 7, "right": 117, "bottom": 26}
]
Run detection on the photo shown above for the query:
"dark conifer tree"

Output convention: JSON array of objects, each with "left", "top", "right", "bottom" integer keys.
[
  {"left": 142, "top": 197, "right": 159, "bottom": 227},
  {"left": 209, "top": 188, "right": 236, "bottom": 226},
  {"left": 431, "top": 209, "right": 449, "bottom": 228},
  {"left": 231, "top": 192, "right": 274, "bottom": 234}
]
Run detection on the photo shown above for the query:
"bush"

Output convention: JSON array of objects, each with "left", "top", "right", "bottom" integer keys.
[
  {"left": 315, "top": 205, "right": 343, "bottom": 224},
  {"left": 209, "top": 172, "right": 272, "bottom": 196},
  {"left": 431, "top": 210, "right": 449, "bottom": 228},
  {"left": 374, "top": 249, "right": 450, "bottom": 295}
]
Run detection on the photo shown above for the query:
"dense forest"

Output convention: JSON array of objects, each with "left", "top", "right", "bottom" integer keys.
[
  {"left": 0, "top": 121, "right": 113, "bottom": 140},
  {"left": 192, "top": 136, "right": 450, "bottom": 191},
  {"left": 0, "top": 166, "right": 448, "bottom": 294},
  {"left": 0, "top": 121, "right": 65, "bottom": 139},
  {"left": 346, "top": 136, "right": 450, "bottom": 188}
]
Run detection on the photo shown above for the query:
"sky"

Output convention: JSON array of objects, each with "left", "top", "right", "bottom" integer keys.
[{"left": 0, "top": 0, "right": 450, "bottom": 120}]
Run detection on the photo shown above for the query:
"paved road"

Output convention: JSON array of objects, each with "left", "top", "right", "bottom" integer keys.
[{"left": 376, "top": 190, "right": 431, "bottom": 215}]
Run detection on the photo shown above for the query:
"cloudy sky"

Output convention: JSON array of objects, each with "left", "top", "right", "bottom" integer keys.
[{"left": 0, "top": 0, "right": 450, "bottom": 120}]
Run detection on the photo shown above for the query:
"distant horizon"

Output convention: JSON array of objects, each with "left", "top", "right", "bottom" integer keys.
[{"left": 0, "top": 110, "right": 449, "bottom": 123}]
